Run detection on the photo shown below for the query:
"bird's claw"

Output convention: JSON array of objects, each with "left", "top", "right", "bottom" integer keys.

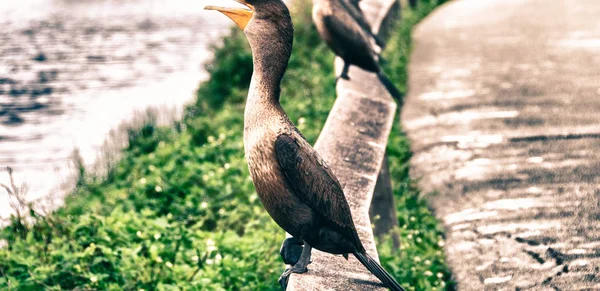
[
  {"left": 278, "top": 268, "right": 291, "bottom": 290},
  {"left": 278, "top": 264, "right": 309, "bottom": 290}
]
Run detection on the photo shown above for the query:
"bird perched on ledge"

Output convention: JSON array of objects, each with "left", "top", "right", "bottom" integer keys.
[
  {"left": 205, "top": 1, "right": 405, "bottom": 290},
  {"left": 312, "top": 0, "right": 402, "bottom": 100}
]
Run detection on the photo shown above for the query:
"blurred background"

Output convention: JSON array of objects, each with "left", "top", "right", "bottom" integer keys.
[{"left": 0, "top": 0, "right": 230, "bottom": 219}]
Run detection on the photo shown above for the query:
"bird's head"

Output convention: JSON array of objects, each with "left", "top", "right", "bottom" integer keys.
[{"left": 205, "top": 0, "right": 294, "bottom": 94}]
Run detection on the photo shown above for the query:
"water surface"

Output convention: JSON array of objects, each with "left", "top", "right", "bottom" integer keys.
[{"left": 0, "top": 0, "right": 230, "bottom": 219}]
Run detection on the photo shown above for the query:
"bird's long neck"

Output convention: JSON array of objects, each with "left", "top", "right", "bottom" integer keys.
[
  {"left": 246, "top": 60, "right": 284, "bottom": 107},
  {"left": 244, "top": 15, "right": 294, "bottom": 124}
]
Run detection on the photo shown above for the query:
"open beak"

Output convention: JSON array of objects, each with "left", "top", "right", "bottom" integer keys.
[{"left": 205, "top": 0, "right": 254, "bottom": 30}]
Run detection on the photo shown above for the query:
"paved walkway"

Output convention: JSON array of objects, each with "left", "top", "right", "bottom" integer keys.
[{"left": 402, "top": 0, "right": 600, "bottom": 290}]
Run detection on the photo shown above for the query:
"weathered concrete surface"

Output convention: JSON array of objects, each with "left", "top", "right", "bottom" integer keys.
[
  {"left": 402, "top": 0, "right": 600, "bottom": 290},
  {"left": 287, "top": 0, "right": 399, "bottom": 290}
]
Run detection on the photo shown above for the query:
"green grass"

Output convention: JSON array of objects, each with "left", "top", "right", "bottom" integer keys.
[{"left": 0, "top": 1, "right": 453, "bottom": 290}]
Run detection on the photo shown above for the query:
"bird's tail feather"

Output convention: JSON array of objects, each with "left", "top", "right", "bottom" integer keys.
[
  {"left": 377, "top": 73, "right": 403, "bottom": 103},
  {"left": 372, "top": 33, "right": 387, "bottom": 49},
  {"left": 354, "top": 252, "right": 406, "bottom": 291}
]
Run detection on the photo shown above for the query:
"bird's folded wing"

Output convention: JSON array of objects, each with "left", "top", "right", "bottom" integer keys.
[
  {"left": 339, "top": 0, "right": 385, "bottom": 49},
  {"left": 275, "top": 134, "right": 361, "bottom": 246},
  {"left": 340, "top": 0, "right": 372, "bottom": 32},
  {"left": 322, "top": 7, "right": 377, "bottom": 55}
]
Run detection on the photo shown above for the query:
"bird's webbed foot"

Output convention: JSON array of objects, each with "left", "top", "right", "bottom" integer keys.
[
  {"left": 278, "top": 243, "right": 312, "bottom": 290},
  {"left": 280, "top": 236, "right": 304, "bottom": 265}
]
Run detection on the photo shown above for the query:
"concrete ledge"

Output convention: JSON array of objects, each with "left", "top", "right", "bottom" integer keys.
[{"left": 287, "top": 0, "right": 399, "bottom": 290}]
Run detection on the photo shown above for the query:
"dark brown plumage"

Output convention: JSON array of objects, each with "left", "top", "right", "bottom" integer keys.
[
  {"left": 206, "top": 1, "right": 405, "bottom": 290},
  {"left": 340, "top": 0, "right": 387, "bottom": 49},
  {"left": 312, "top": 0, "right": 402, "bottom": 100}
]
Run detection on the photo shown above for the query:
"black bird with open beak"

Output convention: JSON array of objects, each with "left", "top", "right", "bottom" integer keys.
[{"left": 205, "top": 1, "right": 405, "bottom": 290}]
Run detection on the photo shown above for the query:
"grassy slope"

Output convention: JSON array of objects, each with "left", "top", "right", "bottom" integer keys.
[{"left": 0, "top": 1, "right": 453, "bottom": 290}]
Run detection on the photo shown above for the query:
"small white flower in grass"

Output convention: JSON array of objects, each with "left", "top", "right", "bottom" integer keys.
[
  {"left": 202, "top": 175, "right": 209, "bottom": 182},
  {"left": 416, "top": 237, "right": 422, "bottom": 243},
  {"left": 425, "top": 260, "right": 431, "bottom": 265},
  {"left": 298, "top": 117, "right": 306, "bottom": 125},
  {"left": 224, "top": 163, "right": 231, "bottom": 169},
  {"left": 208, "top": 136, "right": 216, "bottom": 143},
  {"left": 207, "top": 239, "right": 217, "bottom": 252},
  {"left": 219, "top": 133, "right": 226, "bottom": 140},
  {"left": 424, "top": 270, "right": 433, "bottom": 276},
  {"left": 410, "top": 216, "right": 416, "bottom": 222},
  {"left": 215, "top": 253, "right": 222, "bottom": 263},
  {"left": 90, "top": 276, "right": 98, "bottom": 283},
  {"left": 166, "top": 262, "right": 173, "bottom": 268},
  {"left": 139, "top": 289, "right": 146, "bottom": 291},
  {"left": 154, "top": 233, "right": 161, "bottom": 240},
  {"left": 438, "top": 240, "right": 445, "bottom": 247},
  {"left": 191, "top": 255, "right": 199, "bottom": 262},
  {"left": 206, "top": 259, "right": 214, "bottom": 265},
  {"left": 149, "top": 165, "right": 156, "bottom": 172},
  {"left": 201, "top": 202, "right": 208, "bottom": 209},
  {"left": 136, "top": 231, "right": 144, "bottom": 238},
  {"left": 441, "top": 281, "right": 446, "bottom": 287},
  {"left": 407, "top": 234, "right": 413, "bottom": 240},
  {"left": 155, "top": 185, "right": 162, "bottom": 192},
  {"left": 156, "top": 257, "right": 163, "bottom": 263},
  {"left": 140, "top": 178, "right": 147, "bottom": 185},
  {"left": 414, "top": 256, "right": 421, "bottom": 262},
  {"left": 437, "top": 272, "right": 444, "bottom": 279},
  {"left": 218, "top": 208, "right": 225, "bottom": 215}
]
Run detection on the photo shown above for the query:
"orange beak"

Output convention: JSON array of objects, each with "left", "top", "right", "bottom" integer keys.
[{"left": 205, "top": 0, "right": 255, "bottom": 30}]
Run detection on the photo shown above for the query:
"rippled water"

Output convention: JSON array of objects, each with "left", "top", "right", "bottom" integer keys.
[{"left": 0, "top": 0, "right": 231, "bottom": 219}]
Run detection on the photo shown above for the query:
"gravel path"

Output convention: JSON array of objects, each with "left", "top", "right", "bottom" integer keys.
[
  {"left": 0, "top": 0, "right": 228, "bottom": 219},
  {"left": 402, "top": 0, "right": 600, "bottom": 289}
]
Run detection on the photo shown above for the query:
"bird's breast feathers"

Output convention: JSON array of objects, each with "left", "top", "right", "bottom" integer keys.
[{"left": 244, "top": 125, "right": 294, "bottom": 187}]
